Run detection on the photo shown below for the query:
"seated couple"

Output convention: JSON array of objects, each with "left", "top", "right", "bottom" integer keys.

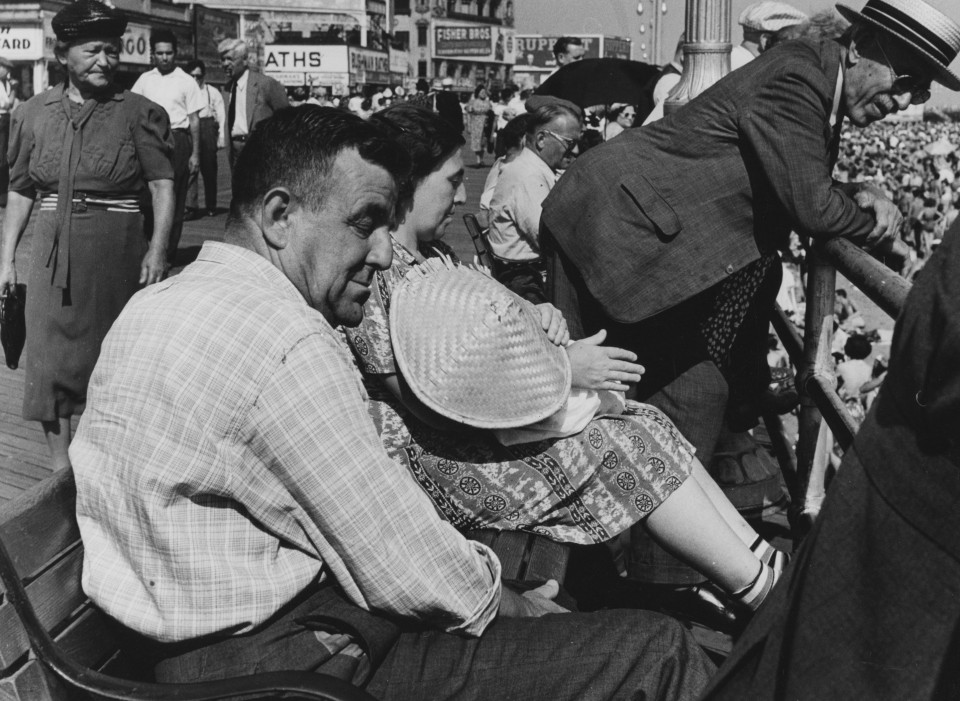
[{"left": 69, "top": 106, "right": 766, "bottom": 700}]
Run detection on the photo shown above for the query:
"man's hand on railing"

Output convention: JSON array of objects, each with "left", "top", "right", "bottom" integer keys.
[{"left": 851, "top": 183, "right": 903, "bottom": 250}]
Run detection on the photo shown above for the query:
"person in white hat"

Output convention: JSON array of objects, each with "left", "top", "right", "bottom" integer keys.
[{"left": 732, "top": 1, "right": 809, "bottom": 69}]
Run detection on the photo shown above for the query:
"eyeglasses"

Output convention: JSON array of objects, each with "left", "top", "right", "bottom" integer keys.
[
  {"left": 875, "top": 39, "right": 931, "bottom": 105},
  {"left": 540, "top": 129, "right": 578, "bottom": 156}
]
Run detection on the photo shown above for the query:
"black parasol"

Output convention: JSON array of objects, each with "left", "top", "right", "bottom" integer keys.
[{"left": 534, "top": 58, "right": 662, "bottom": 122}]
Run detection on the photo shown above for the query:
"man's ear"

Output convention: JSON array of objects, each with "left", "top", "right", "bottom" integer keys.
[
  {"left": 847, "top": 31, "right": 866, "bottom": 66},
  {"left": 260, "top": 187, "right": 293, "bottom": 249},
  {"left": 759, "top": 32, "right": 773, "bottom": 53}
]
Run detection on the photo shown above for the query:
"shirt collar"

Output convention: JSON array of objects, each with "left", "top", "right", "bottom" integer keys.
[
  {"left": 194, "top": 242, "right": 311, "bottom": 310},
  {"left": 43, "top": 83, "right": 124, "bottom": 105},
  {"left": 519, "top": 145, "right": 559, "bottom": 181}
]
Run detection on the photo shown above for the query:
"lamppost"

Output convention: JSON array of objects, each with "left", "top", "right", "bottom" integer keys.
[
  {"left": 664, "top": 0, "right": 731, "bottom": 114},
  {"left": 635, "top": 0, "right": 666, "bottom": 64}
]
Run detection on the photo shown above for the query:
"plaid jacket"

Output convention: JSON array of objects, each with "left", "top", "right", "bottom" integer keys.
[{"left": 542, "top": 38, "right": 876, "bottom": 324}]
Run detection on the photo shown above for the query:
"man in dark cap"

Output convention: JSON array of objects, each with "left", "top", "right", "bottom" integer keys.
[{"left": 542, "top": 0, "right": 960, "bottom": 609}]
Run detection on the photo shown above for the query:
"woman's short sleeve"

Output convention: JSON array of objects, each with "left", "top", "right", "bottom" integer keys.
[
  {"left": 344, "top": 270, "right": 397, "bottom": 376},
  {"left": 7, "top": 99, "right": 40, "bottom": 196},
  {"left": 130, "top": 95, "right": 174, "bottom": 182}
]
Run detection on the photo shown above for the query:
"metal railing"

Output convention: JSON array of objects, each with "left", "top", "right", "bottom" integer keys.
[{"left": 772, "top": 238, "right": 910, "bottom": 534}]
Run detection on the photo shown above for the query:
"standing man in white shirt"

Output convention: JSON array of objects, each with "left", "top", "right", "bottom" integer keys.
[
  {"left": 185, "top": 60, "right": 225, "bottom": 218},
  {"left": 0, "top": 56, "right": 16, "bottom": 208},
  {"left": 132, "top": 30, "right": 204, "bottom": 265},
  {"left": 218, "top": 38, "right": 289, "bottom": 171}
]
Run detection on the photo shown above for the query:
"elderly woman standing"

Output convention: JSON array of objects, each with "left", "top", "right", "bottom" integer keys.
[{"left": 0, "top": 0, "right": 173, "bottom": 470}]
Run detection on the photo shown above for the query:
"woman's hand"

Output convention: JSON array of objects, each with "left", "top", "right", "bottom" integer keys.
[
  {"left": 536, "top": 303, "right": 570, "bottom": 346},
  {"left": 0, "top": 263, "right": 17, "bottom": 297},
  {"left": 566, "top": 330, "right": 644, "bottom": 391},
  {"left": 139, "top": 247, "right": 168, "bottom": 286}
]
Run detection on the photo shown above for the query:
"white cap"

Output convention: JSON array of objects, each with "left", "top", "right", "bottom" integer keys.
[{"left": 739, "top": 1, "right": 808, "bottom": 31}]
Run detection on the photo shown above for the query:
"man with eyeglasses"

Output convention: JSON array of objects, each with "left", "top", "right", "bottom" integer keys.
[
  {"left": 487, "top": 99, "right": 581, "bottom": 303},
  {"left": 184, "top": 60, "right": 225, "bottom": 219},
  {"left": 542, "top": 0, "right": 960, "bottom": 622}
]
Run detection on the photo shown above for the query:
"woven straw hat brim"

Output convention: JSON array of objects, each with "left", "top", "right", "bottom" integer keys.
[
  {"left": 390, "top": 262, "right": 571, "bottom": 429},
  {"left": 836, "top": 1, "right": 960, "bottom": 90}
]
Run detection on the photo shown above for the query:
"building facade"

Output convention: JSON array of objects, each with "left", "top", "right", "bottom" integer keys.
[
  {"left": 0, "top": 0, "right": 239, "bottom": 98},
  {"left": 393, "top": 0, "right": 517, "bottom": 92}
]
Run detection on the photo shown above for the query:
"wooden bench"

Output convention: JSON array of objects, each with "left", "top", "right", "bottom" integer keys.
[{"left": 0, "top": 470, "right": 569, "bottom": 701}]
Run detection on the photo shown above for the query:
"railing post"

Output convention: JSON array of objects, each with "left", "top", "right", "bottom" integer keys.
[{"left": 795, "top": 249, "right": 837, "bottom": 534}]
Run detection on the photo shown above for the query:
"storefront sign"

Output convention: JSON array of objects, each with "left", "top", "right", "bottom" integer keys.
[
  {"left": 349, "top": 47, "right": 391, "bottom": 84},
  {"left": 432, "top": 22, "right": 515, "bottom": 64},
  {"left": 263, "top": 45, "right": 350, "bottom": 73},
  {"left": 119, "top": 23, "right": 151, "bottom": 66},
  {"left": 0, "top": 25, "right": 44, "bottom": 61},
  {"left": 435, "top": 25, "right": 491, "bottom": 57},
  {"left": 389, "top": 47, "right": 408, "bottom": 76},
  {"left": 515, "top": 34, "right": 602, "bottom": 71},
  {"left": 603, "top": 37, "right": 632, "bottom": 60},
  {"left": 195, "top": 6, "right": 239, "bottom": 84}
]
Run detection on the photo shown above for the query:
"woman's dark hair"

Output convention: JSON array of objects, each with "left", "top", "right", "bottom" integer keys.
[
  {"left": 230, "top": 106, "right": 410, "bottom": 219},
  {"left": 495, "top": 112, "right": 530, "bottom": 158},
  {"left": 578, "top": 129, "right": 604, "bottom": 154},
  {"left": 150, "top": 29, "right": 177, "bottom": 51},
  {"left": 184, "top": 59, "right": 205, "bottom": 76},
  {"left": 369, "top": 104, "right": 465, "bottom": 194},
  {"left": 608, "top": 103, "right": 635, "bottom": 121},
  {"left": 473, "top": 85, "right": 487, "bottom": 98}
]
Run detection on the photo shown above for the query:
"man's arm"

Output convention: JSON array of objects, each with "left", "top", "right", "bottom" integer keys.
[
  {"left": 268, "top": 75, "right": 290, "bottom": 110},
  {"left": 249, "top": 332, "right": 502, "bottom": 636},
  {"left": 210, "top": 88, "right": 226, "bottom": 149},
  {"left": 187, "top": 112, "right": 200, "bottom": 174},
  {"left": 740, "top": 64, "right": 888, "bottom": 247}
]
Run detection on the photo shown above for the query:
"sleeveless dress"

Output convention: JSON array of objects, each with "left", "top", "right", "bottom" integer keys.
[{"left": 343, "top": 238, "right": 697, "bottom": 545}]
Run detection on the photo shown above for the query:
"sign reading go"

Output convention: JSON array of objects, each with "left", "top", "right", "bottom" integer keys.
[{"left": 119, "top": 24, "right": 151, "bottom": 65}]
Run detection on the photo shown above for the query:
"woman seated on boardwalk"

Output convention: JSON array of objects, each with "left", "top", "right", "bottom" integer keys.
[{"left": 345, "top": 103, "right": 786, "bottom": 614}]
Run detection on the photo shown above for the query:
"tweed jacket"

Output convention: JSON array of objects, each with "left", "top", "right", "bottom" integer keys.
[
  {"left": 542, "top": 38, "right": 876, "bottom": 324},
  {"left": 224, "top": 69, "right": 289, "bottom": 156}
]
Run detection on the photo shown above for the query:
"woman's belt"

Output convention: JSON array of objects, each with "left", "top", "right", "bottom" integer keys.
[{"left": 39, "top": 192, "right": 139, "bottom": 214}]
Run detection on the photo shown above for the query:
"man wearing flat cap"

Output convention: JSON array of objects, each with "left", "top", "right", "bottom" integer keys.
[
  {"left": 0, "top": 56, "right": 16, "bottom": 207},
  {"left": 541, "top": 0, "right": 960, "bottom": 600},
  {"left": 732, "top": 1, "right": 810, "bottom": 69}
]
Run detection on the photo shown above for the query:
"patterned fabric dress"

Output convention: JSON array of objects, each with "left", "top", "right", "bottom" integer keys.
[{"left": 343, "top": 238, "right": 696, "bottom": 545}]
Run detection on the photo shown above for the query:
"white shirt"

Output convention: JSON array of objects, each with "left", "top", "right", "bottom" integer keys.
[
  {"left": 198, "top": 83, "right": 227, "bottom": 148},
  {"left": 730, "top": 44, "right": 756, "bottom": 71},
  {"left": 488, "top": 147, "right": 556, "bottom": 261},
  {"left": 132, "top": 66, "right": 204, "bottom": 130},
  {"left": 232, "top": 69, "right": 251, "bottom": 137}
]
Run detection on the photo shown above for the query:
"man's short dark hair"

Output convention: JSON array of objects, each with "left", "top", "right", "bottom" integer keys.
[
  {"left": 230, "top": 106, "right": 411, "bottom": 219},
  {"left": 150, "top": 29, "right": 177, "bottom": 52},
  {"left": 185, "top": 59, "right": 205, "bottom": 75},
  {"left": 553, "top": 36, "right": 583, "bottom": 59},
  {"left": 844, "top": 334, "right": 872, "bottom": 360}
]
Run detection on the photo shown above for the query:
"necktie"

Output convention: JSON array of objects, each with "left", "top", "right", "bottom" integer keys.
[{"left": 228, "top": 81, "right": 237, "bottom": 134}]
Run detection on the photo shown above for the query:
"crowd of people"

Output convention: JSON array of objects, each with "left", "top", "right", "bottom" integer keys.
[{"left": 2, "top": 0, "right": 960, "bottom": 698}]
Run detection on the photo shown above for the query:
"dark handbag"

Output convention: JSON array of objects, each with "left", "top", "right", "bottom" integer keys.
[{"left": 0, "top": 283, "right": 26, "bottom": 370}]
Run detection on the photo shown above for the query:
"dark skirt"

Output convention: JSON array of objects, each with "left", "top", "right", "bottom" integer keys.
[{"left": 23, "top": 208, "right": 146, "bottom": 421}]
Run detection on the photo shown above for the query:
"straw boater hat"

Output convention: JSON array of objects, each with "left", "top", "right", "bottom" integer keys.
[
  {"left": 836, "top": 0, "right": 960, "bottom": 90},
  {"left": 390, "top": 259, "right": 571, "bottom": 429}
]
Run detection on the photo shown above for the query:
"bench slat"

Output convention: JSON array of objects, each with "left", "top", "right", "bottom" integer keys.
[
  {"left": 0, "top": 470, "right": 78, "bottom": 587},
  {"left": 0, "top": 657, "right": 66, "bottom": 701},
  {"left": 0, "top": 544, "right": 85, "bottom": 671}
]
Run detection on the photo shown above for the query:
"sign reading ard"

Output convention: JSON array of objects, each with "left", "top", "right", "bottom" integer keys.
[
  {"left": 0, "top": 25, "right": 44, "bottom": 61},
  {"left": 263, "top": 45, "right": 349, "bottom": 74},
  {"left": 434, "top": 25, "right": 492, "bottom": 57}
]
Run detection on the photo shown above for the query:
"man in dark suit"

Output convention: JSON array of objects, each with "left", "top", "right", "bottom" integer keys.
[
  {"left": 541, "top": 0, "right": 960, "bottom": 595},
  {"left": 218, "top": 38, "right": 289, "bottom": 170},
  {"left": 702, "top": 216, "right": 960, "bottom": 701}
]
